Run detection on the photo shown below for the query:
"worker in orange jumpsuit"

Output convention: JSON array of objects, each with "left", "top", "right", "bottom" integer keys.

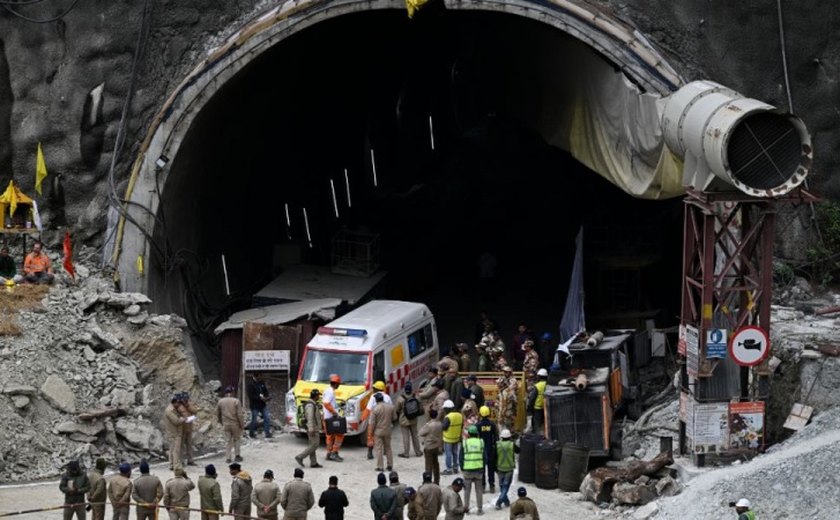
[{"left": 323, "top": 374, "right": 345, "bottom": 461}]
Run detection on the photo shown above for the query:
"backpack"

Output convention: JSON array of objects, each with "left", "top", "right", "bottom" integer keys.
[{"left": 403, "top": 395, "right": 422, "bottom": 419}]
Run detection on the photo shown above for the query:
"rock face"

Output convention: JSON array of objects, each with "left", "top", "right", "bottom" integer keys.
[{"left": 40, "top": 375, "right": 76, "bottom": 413}]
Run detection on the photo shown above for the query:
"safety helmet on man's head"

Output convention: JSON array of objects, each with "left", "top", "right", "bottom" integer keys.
[
  {"left": 479, "top": 405, "right": 491, "bottom": 417},
  {"left": 373, "top": 381, "right": 386, "bottom": 391},
  {"left": 329, "top": 374, "right": 342, "bottom": 384},
  {"left": 537, "top": 368, "right": 548, "bottom": 377}
]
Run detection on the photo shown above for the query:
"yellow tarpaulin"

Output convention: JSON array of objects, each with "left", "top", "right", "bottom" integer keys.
[
  {"left": 0, "top": 180, "right": 34, "bottom": 218},
  {"left": 405, "top": 0, "right": 430, "bottom": 18}
]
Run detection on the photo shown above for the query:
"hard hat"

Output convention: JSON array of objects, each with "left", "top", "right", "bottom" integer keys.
[
  {"left": 329, "top": 374, "right": 342, "bottom": 384},
  {"left": 373, "top": 381, "right": 386, "bottom": 391},
  {"left": 735, "top": 499, "right": 751, "bottom": 508},
  {"left": 479, "top": 405, "right": 490, "bottom": 417},
  {"left": 443, "top": 400, "right": 455, "bottom": 409},
  {"left": 467, "top": 425, "right": 478, "bottom": 435},
  {"left": 537, "top": 368, "right": 548, "bottom": 377},
  {"left": 500, "top": 429, "right": 511, "bottom": 439}
]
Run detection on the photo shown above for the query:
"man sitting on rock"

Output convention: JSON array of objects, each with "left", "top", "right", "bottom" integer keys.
[
  {"left": 0, "top": 245, "right": 22, "bottom": 284},
  {"left": 23, "top": 240, "right": 54, "bottom": 284}
]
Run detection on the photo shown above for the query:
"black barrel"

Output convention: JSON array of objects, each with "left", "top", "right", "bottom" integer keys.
[
  {"left": 517, "top": 434, "right": 544, "bottom": 483},
  {"left": 558, "top": 443, "right": 590, "bottom": 492},
  {"left": 535, "top": 440, "right": 561, "bottom": 489}
]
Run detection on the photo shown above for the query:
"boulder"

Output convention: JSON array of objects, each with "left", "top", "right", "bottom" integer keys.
[
  {"left": 612, "top": 482, "right": 657, "bottom": 505},
  {"left": 82, "top": 346, "right": 97, "bottom": 363},
  {"left": 633, "top": 502, "right": 659, "bottom": 520},
  {"left": 12, "top": 395, "right": 30, "bottom": 409},
  {"left": 89, "top": 325, "right": 121, "bottom": 350},
  {"left": 128, "top": 312, "right": 148, "bottom": 325},
  {"left": 149, "top": 314, "right": 188, "bottom": 329},
  {"left": 116, "top": 366, "right": 140, "bottom": 387},
  {"left": 99, "top": 292, "right": 152, "bottom": 308},
  {"left": 55, "top": 421, "right": 105, "bottom": 437},
  {"left": 655, "top": 475, "right": 680, "bottom": 497},
  {"left": 3, "top": 384, "right": 38, "bottom": 396},
  {"left": 114, "top": 418, "right": 163, "bottom": 451},
  {"left": 123, "top": 304, "right": 141, "bottom": 316},
  {"left": 40, "top": 375, "right": 76, "bottom": 413},
  {"left": 108, "top": 388, "right": 136, "bottom": 408}
]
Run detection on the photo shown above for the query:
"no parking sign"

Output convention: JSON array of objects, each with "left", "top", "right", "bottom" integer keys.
[{"left": 729, "top": 326, "right": 770, "bottom": 366}]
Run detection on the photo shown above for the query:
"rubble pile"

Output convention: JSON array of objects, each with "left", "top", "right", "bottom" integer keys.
[{"left": 0, "top": 249, "right": 224, "bottom": 482}]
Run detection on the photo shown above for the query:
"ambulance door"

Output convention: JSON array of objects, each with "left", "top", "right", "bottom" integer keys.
[{"left": 373, "top": 350, "right": 386, "bottom": 385}]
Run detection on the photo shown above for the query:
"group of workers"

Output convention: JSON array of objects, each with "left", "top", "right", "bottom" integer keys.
[{"left": 0, "top": 240, "right": 55, "bottom": 285}]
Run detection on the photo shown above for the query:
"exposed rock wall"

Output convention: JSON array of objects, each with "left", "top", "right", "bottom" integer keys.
[{"left": 0, "top": 0, "right": 837, "bottom": 254}]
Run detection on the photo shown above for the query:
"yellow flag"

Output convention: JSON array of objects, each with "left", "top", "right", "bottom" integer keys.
[{"left": 35, "top": 142, "right": 48, "bottom": 195}]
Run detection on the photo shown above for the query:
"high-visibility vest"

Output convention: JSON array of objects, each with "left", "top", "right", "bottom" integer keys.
[
  {"left": 462, "top": 437, "right": 484, "bottom": 471},
  {"left": 496, "top": 440, "right": 515, "bottom": 472},
  {"left": 443, "top": 412, "right": 463, "bottom": 444},
  {"left": 739, "top": 511, "right": 756, "bottom": 520},
  {"left": 534, "top": 381, "right": 547, "bottom": 410}
]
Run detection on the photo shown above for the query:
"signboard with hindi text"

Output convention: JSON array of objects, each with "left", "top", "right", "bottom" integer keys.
[{"left": 243, "top": 350, "right": 290, "bottom": 371}]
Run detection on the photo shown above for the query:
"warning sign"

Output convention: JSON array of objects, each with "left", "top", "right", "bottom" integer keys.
[
  {"left": 243, "top": 350, "right": 290, "bottom": 371},
  {"left": 729, "top": 326, "right": 770, "bottom": 366},
  {"left": 706, "top": 328, "right": 727, "bottom": 359},
  {"left": 729, "top": 401, "right": 765, "bottom": 449},
  {"left": 685, "top": 325, "right": 699, "bottom": 377}
]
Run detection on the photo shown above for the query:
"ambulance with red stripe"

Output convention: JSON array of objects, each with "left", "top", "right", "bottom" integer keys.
[{"left": 285, "top": 300, "right": 439, "bottom": 438}]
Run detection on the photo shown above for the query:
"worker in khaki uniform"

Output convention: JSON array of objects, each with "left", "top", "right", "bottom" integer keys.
[
  {"left": 108, "top": 463, "right": 133, "bottom": 520},
  {"left": 362, "top": 381, "right": 392, "bottom": 460},
  {"left": 216, "top": 386, "right": 245, "bottom": 463},
  {"left": 442, "top": 478, "right": 466, "bottom": 520},
  {"left": 228, "top": 463, "right": 253, "bottom": 517},
  {"left": 86, "top": 458, "right": 108, "bottom": 520},
  {"left": 509, "top": 487, "right": 540, "bottom": 520},
  {"left": 418, "top": 409, "right": 443, "bottom": 484},
  {"left": 163, "top": 468, "right": 195, "bottom": 520},
  {"left": 179, "top": 392, "right": 199, "bottom": 466},
  {"left": 132, "top": 459, "right": 164, "bottom": 520},
  {"left": 417, "top": 472, "right": 442, "bottom": 520},
  {"left": 252, "top": 469, "right": 281, "bottom": 520},
  {"left": 295, "top": 389, "right": 323, "bottom": 468},
  {"left": 198, "top": 464, "right": 224, "bottom": 520},
  {"left": 395, "top": 383, "right": 423, "bottom": 459},
  {"left": 388, "top": 472, "right": 407, "bottom": 520},
  {"left": 163, "top": 396, "right": 189, "bottom": 470},
  {"left": 280, "top": 468, "right": 315, "bottom": 520},
  {"left": 405, "top": 486, "right": 425, "bottom": 520},
  {"left": 371, "top": 393, "right": 398, "bottom": 472}
]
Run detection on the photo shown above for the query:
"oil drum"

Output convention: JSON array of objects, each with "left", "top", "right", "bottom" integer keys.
[
  {"left": 517, "top": 433, "right": 544, "bottom": 483},
  {"left": 535, "top": 440, "right": 561, "bottom": 489},
  {"left": 558, "top": 443, "right": 590, "bottom": 491}
]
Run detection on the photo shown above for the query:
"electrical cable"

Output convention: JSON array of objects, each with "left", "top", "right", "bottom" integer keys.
[{"left": 1, "top": 0, "right": 81, "bottom": 23}]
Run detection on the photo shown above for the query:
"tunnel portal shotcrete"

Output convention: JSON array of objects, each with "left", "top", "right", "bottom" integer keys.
[{"left": 111, "top": 0, "right": 757, "bottom": 350}]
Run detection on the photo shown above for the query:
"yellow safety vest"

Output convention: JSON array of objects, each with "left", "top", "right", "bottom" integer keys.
[
  {"left": 443, "top": 412, "right": 463, "bottom": 444},
  {"left": 534, "top": 381, "right": 547, "bottom": 410},
  {"left": 462, "top": 437, "right": 484, "bottom": 471}
]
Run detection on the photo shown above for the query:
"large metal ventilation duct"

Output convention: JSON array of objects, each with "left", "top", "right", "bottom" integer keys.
[{"left": 662, "top": 80, "right": 811, "bottom": 197}]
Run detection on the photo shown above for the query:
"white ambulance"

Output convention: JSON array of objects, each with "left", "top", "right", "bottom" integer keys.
[{"left": 285, "top": 300, "right": 439, "bottom": 438}]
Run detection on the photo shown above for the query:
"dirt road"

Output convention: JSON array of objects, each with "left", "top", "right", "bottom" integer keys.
[{"left": 0, "top": 426, "right": 612, "bottom": 519}]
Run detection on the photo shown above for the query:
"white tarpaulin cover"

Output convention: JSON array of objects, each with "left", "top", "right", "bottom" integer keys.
[{"left": 214, "top": 298, "right": 341, "bottom": 335}]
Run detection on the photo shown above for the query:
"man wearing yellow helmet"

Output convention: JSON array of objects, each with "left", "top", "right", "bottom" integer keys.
[
  {"left": 475, "top": 405, "right": 498, "bottom": 493},
  {"left": 362, "top": 381, "right": 392, "bottom": 460}
]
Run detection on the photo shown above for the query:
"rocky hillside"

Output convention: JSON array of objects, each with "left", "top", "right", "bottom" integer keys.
[{"left": 0, "top": 250, "right": 225, "bottom": 482}]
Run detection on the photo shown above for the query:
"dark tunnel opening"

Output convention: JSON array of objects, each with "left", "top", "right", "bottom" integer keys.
[{"left": 151, "top": 9, "right": 684, "bottom": 369}]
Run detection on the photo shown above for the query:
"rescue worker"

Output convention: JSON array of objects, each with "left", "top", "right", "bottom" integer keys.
[
  {"left": 318, "top": 475, "right": 349, "bottom": 520},
  {"left": 247, "top": 372, "right": 272, "bottom": 439},
  {"left": 430, "top": 379, "right": 450, "bottom": 417},
  {"left": 476, "top": 406, "right": 498, "bottom": 493},
  {"left": 439, "top": 350, "right": 460, "bottom": 389},
  {"left": 163, "top": 467, "right": 194, "bottom": 520},
  {"left": 388, "top": 471, "right": 407, "bottom": 520},
  {"left": 484, "top": 332, "right": 507, "bottom": 370},
  {"left": 295, "top": 388, "right": 324, "bottom": 468},
  {"left": 735, "top": 498, "right": 756, "bottom": 520},
  {"left": 465, "top": 374, "right": 485, "bottom": 408},
  {"left": 198, "top": 464, "right": 223, "bottom": 520},
  {"left": 510, "top": 325, "right": 533, "bottom": 371},
  {"left": 509, "top": 487, "right": 540, "bottom": 520},
  {"left": 323, "top": 374, "right": 345, "bottom": 462},
  {"left": 450, "top": 376, "right": 467, "bottom": 411},
  {"left": 216, "top": 385, "right": 245, "bottom": 463},
  {"left": 133, "top": 459, "right": 163, "bottom": 520},
  {"left": 457, "top": 343, "right": 471, "bottom": 373},
  {"left": 460, "top": 388, "right": 479, "bottom": 437},
  {"left": 495, "top": 429, "right": 516, "bottom": 510},
  {"left": 460, "top": 425, "right": 485, "bottom": 515},
  {"left": 522, "top": 340, "right": 540, "bottom": 393},
  {"left": 474, "top": 343, "right": 490, "bottom": 372},
  {"left": 417, "top": 367, "right": 442, "bottom": 408},
  {"left": 418, "top": 409, "right": 443, "bottom": 484},
  {"left": 252, "top": 469, "right": 281, "bottom": 520},
  {"left": 371, "top": 392, "right": 398, "bottom": 472},
  {"left": 179, "top": 392, "right": 199, "bottom": 466},
  {"left": 228, "top": 463, "right": 253, "bottom": 518},
  {"left": 395, "top": 382, "right": 423, "bottom": 458},
  {"left": 417, "top": 472, "right": 443, "bottom": 520},
  {"left": 362, "top": 381, "right": 392, "bottom": 460},
  {"left": 496, "top": 368, "right": 518, "bottom": 433},
  {"left": 405, "top": 486, "right": 425, "bottom": 520},
  {"left": 280, "top": 467, "right": 315, "bottom": 520},
  {"left": 164, "top": 394, "right": 189, "bottom": 470},
  {"left": 59, "top": 460, "right": 89, "bottom": 520},
  {"left": 369, "top": 473, "right": 397, "bottom": 520},
  {"left": 86, "top": 458, "right": 108, "bottom": 520},
  {"left": 440, "top": 400, "right": 463, "bottom": 475},
  {"left": 108, "top": 463, "right": 133, "bottom": 520},
  {"left": 442, "top": 478, "right": 466, "bottom": 520},
  {"left": 527, "top": 369, "right": 548, "bottom": 435}
]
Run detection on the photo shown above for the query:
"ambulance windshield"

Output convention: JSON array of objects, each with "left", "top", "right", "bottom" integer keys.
[{"left": 301, "top": 349, "right": 368, "bottom": 384}]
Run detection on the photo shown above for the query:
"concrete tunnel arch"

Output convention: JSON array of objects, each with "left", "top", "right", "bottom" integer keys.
[{"left": 111, "top": 0, "right": 687, "bottom": 320}]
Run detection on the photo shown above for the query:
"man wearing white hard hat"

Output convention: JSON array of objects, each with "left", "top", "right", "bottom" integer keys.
[
  {"left": 440, "top": 400, "right": 463, "bottom": 476},
  {"left": 734, "top": 498, "right": 755, "bottom": 519},
  {"left": 527, "top": 368, "right": 549, "bottom": 435}
]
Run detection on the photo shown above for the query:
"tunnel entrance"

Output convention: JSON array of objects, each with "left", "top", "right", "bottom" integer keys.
[{"left": 139, "top": 7, "right": 683, "bottom": 361}]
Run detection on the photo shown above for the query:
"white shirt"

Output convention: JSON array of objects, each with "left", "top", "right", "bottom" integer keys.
[
  {"left": 323, "top": 386, "right": 338, "bottom": 419},
  {"left": 365, "top": 391, "right": 392, "bottom": 411}
]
